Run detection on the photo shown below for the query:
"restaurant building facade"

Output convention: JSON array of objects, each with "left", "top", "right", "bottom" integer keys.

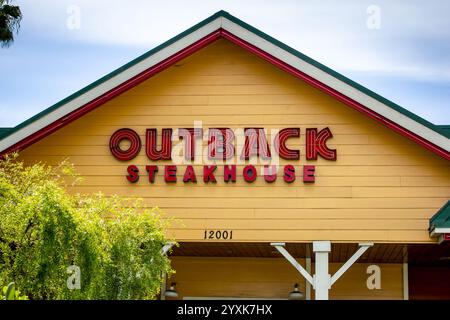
[{"left": 0, "top": 11, "right": 449, "bottom": 300}]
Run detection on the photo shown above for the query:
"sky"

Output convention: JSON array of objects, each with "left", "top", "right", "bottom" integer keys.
[{"left": 0, "top": 0, "right": 449, "bottom": 127}]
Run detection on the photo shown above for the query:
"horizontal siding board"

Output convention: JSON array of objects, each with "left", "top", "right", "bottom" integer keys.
[
  {"left": 48, "top": 123, "right": 383, "bottom": 135},
  {"left": 126, "top": 84, "right": 314, "bottom": 96},
  {"left": 98, "top": 104, "right": 348, "bottom": 115},
  {"left": 21, "top": 155, "right": 445, "bottom": 166},
  {"left": 35, "top": 164, "right": 448, "bottom": 177},
  {"left": 174, "top": 218, "right": 427, "bottom": 230},
  {"left": 137, "top": 74, "right": 297, "bottom": 86},
  {"left": 137, "top": 197, "right": 448, "bottom": 209},
  {"left": 93, "top": 166, "right": 448, "bottom": 177},
  {"left": 26, "top": 136, "right": 424, "bottom": 148},
  {"left": 66, "top": 176, "right": 448, "bottom": 187},
  {"left": 37, "top": 122, "right": 415, "bottom": 139},
  {"left": 68, "top": 185, "right": 352, "bottom": 198},
  {"left": 66, "top": 183, "right": 449, "bottom": 198},
  {"left": 22, "top": 144, "right": 437, "bottom": 156},
  {"left": 167, "top": 229, "right": 430, "bottom": 242},
  {"left": 166, "top": 208, "right": 435, "bottom": 219},
  {"left": 79, "top": 114, "right": 360, "bottom": 125}
]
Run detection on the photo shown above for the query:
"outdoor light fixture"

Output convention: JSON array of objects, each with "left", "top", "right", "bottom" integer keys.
[
  {"left": 164, "top": 282, "right": 179, "bottom": 298},
  {"left": 288, "top": 283, "right": 303, "bottom": 300}
]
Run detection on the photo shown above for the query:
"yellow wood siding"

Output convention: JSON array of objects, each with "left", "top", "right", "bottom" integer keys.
[
  {"left": 169, "top": 257, "right": 403, "bottom": 300},
  {"left": 19, "top": 39, "right": 450, "bottom": 243}
]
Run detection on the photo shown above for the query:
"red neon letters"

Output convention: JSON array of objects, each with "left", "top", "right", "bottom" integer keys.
[
  {"left": 208, "top": 128, "right": 235, "bottom": 160},
  {"left": 128, "top": 164, "right": 316, "bottom": 184},
  {"left": 242, "top": 128, "right": 272, "bottom": 160},
  {"left": 274, "top": 128, "right": 300, "bottom": 160},
  {"left": 110, "top": 128, "right": 141, "bottom": 161},
  {"left": 110, "top": 127, "right": 336, "bottom": 162},
  {"left": 113, "top": 127, "right": 336, "bottom": 185},
  {"left": 306, "top": 127, "right": 337, "bottom": 161},
  {"left": 146, "top": 128, "right": 172, "bottom": 160},
  {"left": 179, "top": 128, "right": 202, "bottom": 161}
]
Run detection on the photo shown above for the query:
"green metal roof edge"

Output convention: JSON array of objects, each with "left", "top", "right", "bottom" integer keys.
[
  {"left": 1, "top": 10, "right": 449, "bottom": 145},
  {"left": 429, "top": 200, "right": 450, "bottom": 230},
  {"left": 436, "top": 125, "right": 450, "bottom": 139},
  {"left": 0, "top": 128, "right": 13, "bottom": 139}
]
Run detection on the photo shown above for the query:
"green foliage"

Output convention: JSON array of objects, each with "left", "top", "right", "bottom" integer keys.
[
  {"left": 2, "top": 282, "right": 28, "bottom": 300},
  {"left": 0, "top": 154, "right": 175, "bottom": 299},
  {"left": 0, "top": 0, "right": 22, "bottom": 48}
]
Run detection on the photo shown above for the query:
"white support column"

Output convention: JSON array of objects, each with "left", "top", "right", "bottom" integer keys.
[
  {"left": 402, "top": 244, "right": 409, "bottom": 300},
  {"left": 403, "top": 262, "right": 409, "bottom": 300},
  {"left": 313, "top": 241, "right": 331, "bottom": 300},
  {"left": 305, "top": 256, "right": 312, "bottom": 300}
]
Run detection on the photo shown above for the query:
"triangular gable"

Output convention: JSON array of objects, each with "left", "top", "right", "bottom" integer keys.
[{"left": 0, "top": 10, "right": 449, "bottom": 160}]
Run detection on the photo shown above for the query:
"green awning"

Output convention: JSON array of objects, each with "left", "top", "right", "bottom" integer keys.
[{"left": 429, "top": 200, "right": 450, "bottom": 234}]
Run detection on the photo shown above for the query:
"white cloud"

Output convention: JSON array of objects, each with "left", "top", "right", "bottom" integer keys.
[{"left": 15, "top": 0, "right": 450, "bottom": 84}]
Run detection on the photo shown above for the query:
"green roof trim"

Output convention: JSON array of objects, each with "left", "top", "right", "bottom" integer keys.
[
  {"left": 0, "top": 128, "right": 13, "bottom": 139},
  {"left": 436, "top": 125, "right": 450, "bottom": 139},
  {"left": 429, "top": 200, "right": 450, "bottom": 231},
  {"left": 0, "top": 10, "right": 449, "bottom": 147}
]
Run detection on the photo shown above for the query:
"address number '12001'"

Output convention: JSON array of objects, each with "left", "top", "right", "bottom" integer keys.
[{"left": 204, "top": 230, "right": 233, "bottom": 240}]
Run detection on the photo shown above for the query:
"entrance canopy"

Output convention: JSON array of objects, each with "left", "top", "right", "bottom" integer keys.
[{"left": 171, "top": 242, "right": 450, "bottom": 265}]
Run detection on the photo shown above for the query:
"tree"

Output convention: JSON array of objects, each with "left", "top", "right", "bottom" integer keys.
[
  {"left": 0, "top": 154, "right": 175, "bottom": 299},
  {"left": 0, "top": 0, "right": 22, "bottom": 48}
]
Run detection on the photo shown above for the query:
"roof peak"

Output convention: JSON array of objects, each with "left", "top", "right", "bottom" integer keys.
[{"left": 0, "top": 11, "right": 449, "bottom": 159}]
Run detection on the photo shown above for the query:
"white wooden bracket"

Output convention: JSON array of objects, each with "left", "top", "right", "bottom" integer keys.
[
  {"left": 271, "top": 243, "right": 314, "bottom": 285},
  {"left": 330, "top": 242, "right": 373, "bottom": 286}
]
